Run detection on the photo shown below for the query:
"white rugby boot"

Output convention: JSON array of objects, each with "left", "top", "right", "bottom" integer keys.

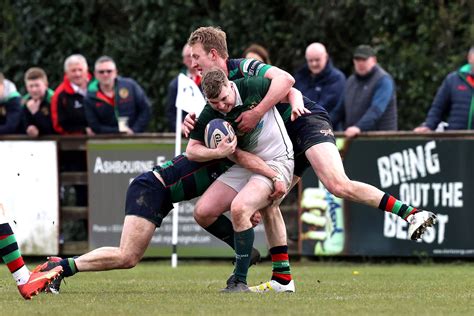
[
  {"left": 407, "top": 210, "right": 438, "bottom": 240},
  {"left": 249, "top": 279, "right": 295, "bottom": 293}
]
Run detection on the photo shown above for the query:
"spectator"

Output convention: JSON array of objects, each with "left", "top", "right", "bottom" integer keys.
[
  {"left": 414, "top": 46, "right": 474, "bottom": 132},
  {"left": 243, "top": 44, "right": 271, "bottom": 64},
  {"left": 166, "top": 44, "right": 203, "bottom": 131},
  {"left": 331, "top": 45, "right": 397, "bottom": 137},
  {"left": 0, "top": 72, "right": 22, "bottom": 134},
  {"left": 51, "top": 54, "right": 94, "bottom": 135},
  {"left": 84, "top": 56, "right": 151, "bottom": 134},
  {"left": 294, "top": 42, "right": 345, "bottom": 116},
  {"left": 21, "top": 67, "right": 55, "bottom": 137}
]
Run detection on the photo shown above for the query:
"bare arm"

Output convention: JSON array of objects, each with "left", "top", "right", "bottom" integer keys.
[
  {"left": 236, "top": 66, "right": 295, "bottom": 132},
  {"left": 186, "top": 136, "right": 236, "bottom": 162},
  {"left": 229, "top": 148, "right": 280, "bottom": 179},
  {"left": 285, "top": 88, "right": 311, "bottom": 121},
  {"left": 229, "top": 148, "right": 287, "bottom": 200}
]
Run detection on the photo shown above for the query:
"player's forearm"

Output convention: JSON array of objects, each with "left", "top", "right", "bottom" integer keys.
[
  {"left": 230, "top": 148, "right": 279, "bottom": 179},
  {"left": 186, "top": 142, "right": 223, "bottom": 162},
  {"left": 254, "top": 72, "right": 295, "bottom": 117},
  {"left": 287, "top": 88, "right": 303, "bottom": 109}
]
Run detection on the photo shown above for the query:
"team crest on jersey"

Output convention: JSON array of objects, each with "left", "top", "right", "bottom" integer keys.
[
  {"left": 320, "top": 129, "right": 334, "bottom": 137},
  {"left": 41, "top": 107, "right": 49, "bottom": 116},
  {"left": 0, "top": 106, "right": 6, "bottom": 117},
  {"left": 119, "top": 88, "right": 129, "bottom": 99}
]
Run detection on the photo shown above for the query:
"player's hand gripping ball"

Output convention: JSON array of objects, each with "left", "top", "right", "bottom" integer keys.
[{"left": 204, "top": 119, "right": 236, "bottom": 149}]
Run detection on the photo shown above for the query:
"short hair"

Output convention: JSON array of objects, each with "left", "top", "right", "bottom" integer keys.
[
  {"left": 201, "top": 68, "right": 228, "bottom": 100},
  {"left": 94, "top": 55, "right": 116, "bottom": 69},
  {"left": 469, "top": 46, "right": 474, "bottom": 55},
  {"left": 243, "top": 44, "right": 271, "bottom": 64},
  {"left": 24, "top": 67, "right": 48, "bottom": 84},
  {"left": 0, "top": 72, "right": 4, "bottom": 82},
  {"left": 64, "top": 54, "right": 88, "bottom": 72},
  {"left": 188, "top": 26, "right": 229, "bottom": 59}
]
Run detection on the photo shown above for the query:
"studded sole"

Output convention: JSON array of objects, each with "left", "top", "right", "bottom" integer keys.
[{"left": 411, "top": 214, "right": 438, "bottom": 240}]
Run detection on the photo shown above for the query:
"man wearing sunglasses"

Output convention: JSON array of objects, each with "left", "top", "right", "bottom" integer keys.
[{"left": 84, "top": 56, "right": 151, "bottom": 134}]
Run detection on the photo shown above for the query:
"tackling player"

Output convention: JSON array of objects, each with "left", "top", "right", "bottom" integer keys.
[{"left": 34, "top": 150, "right": 282, "bottom": 293}]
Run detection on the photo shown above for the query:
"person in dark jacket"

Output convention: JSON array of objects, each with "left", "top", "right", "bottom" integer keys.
[
  {"left": 0, "top": 73, "right": 22, "bottom": 134},
  {"left": 414, "top": 46, "right": 474, "bottom": 132},
  {"left": 331, "top": 45, "right": 397, "bottom": 138},
  {"left": 51, "top": 54, "right": 94, "bottom": 135},
  {"left": 294, "top": 43, "right": 345, "bottom": 118},
  {"left": 84, "top": 56, "right": 151, "bottom": 134},
  {"left": 21, "top": 67, "right": 56, "bottom": 137}
]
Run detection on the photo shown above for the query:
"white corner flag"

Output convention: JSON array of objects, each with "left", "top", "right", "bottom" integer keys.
[
  {"left": 171, "top": 74, "right": 206, "bottom": 268},
  {"left": 175, "top": 73, "right": 206, "bottom": 117}
]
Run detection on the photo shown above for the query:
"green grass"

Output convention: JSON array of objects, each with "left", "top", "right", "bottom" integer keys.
[{"left": 1, "top": 261, "right": 474, "bottom": 315}]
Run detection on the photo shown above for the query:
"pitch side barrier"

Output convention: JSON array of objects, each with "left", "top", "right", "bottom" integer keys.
[
  {"left": 300, "top": 131, "right": 474, "bottom": 258},
  {"left": 1, "top": 131, "right": 473, "bottom": 258}
]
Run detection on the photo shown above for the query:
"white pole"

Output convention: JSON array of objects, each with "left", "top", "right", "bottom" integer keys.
[{"left": 171, "top": 108, "right": 182, "bottom": 268}]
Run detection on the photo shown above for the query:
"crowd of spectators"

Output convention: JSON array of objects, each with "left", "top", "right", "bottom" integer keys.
[
  {"left": 1, "top": 53, "right": 151, "bottom": 137},
  {"left": 1, "top": 44, "right": 473, "bottom": 137}
]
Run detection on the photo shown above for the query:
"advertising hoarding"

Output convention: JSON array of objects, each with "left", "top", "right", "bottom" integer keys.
[
  {"left": 0, "top": 141, "right": 59, "bottom": 255},
  {"left": 87, "top": 140, "right": 267, "bottom": 257}
]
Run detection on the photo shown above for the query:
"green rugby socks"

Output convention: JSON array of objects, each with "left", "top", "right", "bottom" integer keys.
[
  {"left": 233, "top": 227, "right": 254, "bottom": 283},
  {"left": 204, "top": 215, "right": 235, "bottom": 249}
]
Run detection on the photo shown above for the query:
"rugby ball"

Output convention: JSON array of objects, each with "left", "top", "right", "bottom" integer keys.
[{"left": 204, "top": 118, "right": 235, "bottom": 149}]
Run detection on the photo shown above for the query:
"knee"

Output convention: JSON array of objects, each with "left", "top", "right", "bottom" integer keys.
[
  {"left": 193, "top": 200, "right": 209, "bottom": 222},
  {"left": 325, "top": 178, "right": 352, "bottom": 199},
  {"left": 120, "top": 253, "right": 140, "bottom": 269},
  {"left": 231, "top": 200, "right": 252, "bottom": 223}
]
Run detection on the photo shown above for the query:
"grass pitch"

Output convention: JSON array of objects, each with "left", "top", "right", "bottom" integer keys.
[{"left": 1, "top": 261, "right": 474, "bottom": 315}]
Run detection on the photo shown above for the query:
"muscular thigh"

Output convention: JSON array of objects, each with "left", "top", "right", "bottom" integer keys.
[
  {"left": 232, "top": 178, "right": 273, "bottom": 213},
  {"left": 195, "top": 179, "right": 237, "bottom": 217},
  {"left": 305, "top": 142, "right": 348, "bottom": 186},
  {"left": 286, "top": 113, "right": 336, "bottom": 177}
]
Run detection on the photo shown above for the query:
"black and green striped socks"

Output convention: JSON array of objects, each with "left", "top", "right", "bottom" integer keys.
[
  {"left": 0, "top": 223, "right": 30, "bottom": 285},
  {"left": 58, "top": 257, "right": 78, "bottom": 277},
  {"left": 378, "top": 193, "right": 418, "bottom": 220},
  {"left": 270, "top": 245, "right": 292, "bottom": 285}
]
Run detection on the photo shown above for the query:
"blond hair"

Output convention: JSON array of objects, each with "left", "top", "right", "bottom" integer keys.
[
  {"left": 188, "top": 26, "right": 229, "bottom": 59},
  {"left": 201, "top": 68, "right": 228, "bottom": 99}
]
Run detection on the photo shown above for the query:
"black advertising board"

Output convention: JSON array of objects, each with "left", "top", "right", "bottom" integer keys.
[{"left": 301, "top": 138, "right": 474, "bottom": 257}]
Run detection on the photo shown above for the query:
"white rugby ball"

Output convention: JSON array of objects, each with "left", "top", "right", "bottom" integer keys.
[{"left": 204, "top": 118, "right": 236, "bottom": 149}]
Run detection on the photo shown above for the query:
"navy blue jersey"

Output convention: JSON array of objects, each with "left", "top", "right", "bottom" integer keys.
[{"left": 152, "top": 154, "right": 233, "bottom": 203}]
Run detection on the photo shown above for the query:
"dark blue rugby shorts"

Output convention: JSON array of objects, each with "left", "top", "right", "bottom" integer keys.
[
  {"left": 125, "top": 171, "right": 174, "bottom": 227},
  {"left": 286, "top": 112, "right": 336, "bottom": 177}
]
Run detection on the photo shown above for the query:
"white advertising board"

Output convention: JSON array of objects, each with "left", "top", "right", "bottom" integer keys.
[{"left": 0, "top": 141, "right": 59, "bottom": 255}]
